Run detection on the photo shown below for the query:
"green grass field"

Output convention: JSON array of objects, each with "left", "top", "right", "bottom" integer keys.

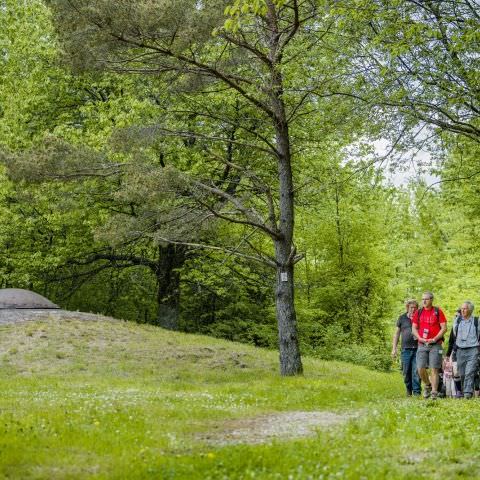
[{"left": 0, "top": 315, "right": 478, "bottom": 479}]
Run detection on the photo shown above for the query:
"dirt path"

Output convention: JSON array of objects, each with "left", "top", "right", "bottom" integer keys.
[{"left": 200, "top": 410, "right": 357, "bottom": 445}]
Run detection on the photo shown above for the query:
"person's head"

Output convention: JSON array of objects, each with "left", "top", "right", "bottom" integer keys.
[
  {"left": 421, "top": 291, "right": 434, "bottom": 309},
  {"left": 461, "top": 301, "right": 474, "bottom": 319},
  {"left": 405, "top": 299, "right": 418, "bottom": 316}
]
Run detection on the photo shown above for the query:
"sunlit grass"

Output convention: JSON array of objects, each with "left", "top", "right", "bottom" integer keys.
[{"left": 0, "top": 316, "right": 477, "bottom": 479}]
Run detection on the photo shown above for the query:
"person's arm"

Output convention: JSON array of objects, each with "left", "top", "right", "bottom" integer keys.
[
  {"left": 430, "top": 322, "right": 447, "bottom": 344},
  {"left": 392, "top": 327, "right": 401, "bottom": 358},
  {"left": 446, "top": 326, "right": 455, "bottom": 357},
  {"left": 429, "top": 308, "right": 448, "bottom": 344},
  {"left": 411, "top": 311, "right": 423, "bottom": 344},
  {"left": 412, "top": 322, "right": 422, "bottom": 343}
]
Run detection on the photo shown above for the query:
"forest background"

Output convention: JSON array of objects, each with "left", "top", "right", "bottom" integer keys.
[{"left": 0, "top": 0, "right": 478, "bottom": 373}]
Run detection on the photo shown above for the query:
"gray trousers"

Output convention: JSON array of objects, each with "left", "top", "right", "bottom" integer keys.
[{"left": 456, "top": 347, "right": 479, "bottom": 396}]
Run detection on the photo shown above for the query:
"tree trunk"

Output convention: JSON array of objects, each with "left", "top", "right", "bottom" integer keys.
[
  {"left": 271, "top": 93, "right": 303, "bottom": 375},
  {"left": 272, "top": 138, "right": 303, "bottom": 375},
  {"left": 266, "top": 1, "right": 303, "bottom": 376},
  {"left": 274, "top": 241, "right": 303, "bottom": 375},
  {"left": 156, "top": 244, "right": 185, "bottom": 330},
  {"left": 334, "top": 183, "right": 345, "bottom": 269}
]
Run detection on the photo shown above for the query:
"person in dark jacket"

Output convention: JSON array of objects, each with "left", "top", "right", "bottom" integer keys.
[{"left": 392, "top": 299, "right": 421, "bottom": 396}]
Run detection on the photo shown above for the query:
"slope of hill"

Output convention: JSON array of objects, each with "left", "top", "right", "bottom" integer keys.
[{"left": 0, "top": 313, "right": 475, "bottom": 479}]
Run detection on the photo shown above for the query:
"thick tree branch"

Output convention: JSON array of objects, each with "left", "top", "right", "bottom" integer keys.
[{"left": 155, "top": 235, "right": 276, "bottom": 267}]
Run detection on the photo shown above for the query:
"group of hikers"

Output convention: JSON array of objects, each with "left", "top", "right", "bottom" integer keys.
[{"left": 392, "top": 291, "right": 480, "bottom": 399}]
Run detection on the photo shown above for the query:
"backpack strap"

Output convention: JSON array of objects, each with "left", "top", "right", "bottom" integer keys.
[
  {"left": 433, "top": 307, "right": 441, "bottom": 339},
  {"left": 454, "top": 316, "right": 460, "bottom": 338}
]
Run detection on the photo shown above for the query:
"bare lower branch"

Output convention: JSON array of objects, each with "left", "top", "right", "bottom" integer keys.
[
  {"left": 418, "top": 169, "right": 480, "bottom": 204},
  {"left": 196, "top": 196, "right": 281, "bottom": 240},
  {"left": 147, "top": 126, "right": 277, "bottom": 156},
  {"left": 155, "top": 236, "right": 276, "bottom": 267},
  {"left": 65, "top": 252, "right": 158, "bottom": 271},
  {"left": 190, "top": 178, "right": 281, "bottom": 238}
]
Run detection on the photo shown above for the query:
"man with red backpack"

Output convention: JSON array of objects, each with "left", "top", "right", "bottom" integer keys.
[{"left": 411, "top": 291, "right": 447, "bottom": 400}]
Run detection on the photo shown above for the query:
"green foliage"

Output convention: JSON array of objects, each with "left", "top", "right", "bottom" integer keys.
[
  {"left": 49, "top": 0, "right": 229, "bottom": 71},
  {"left": 385, "top": 145, "right": 480, "bottom": 318},
  {"left": 179, "top": 253, "right": 277, "bottom": 347},
  {"left": 0, "top": 0, "right": 60, "bottom": 148},
  {"left": 300, "top": 324, "right": 392, "bottom": 372},
  {"left": 294, "top": 161, "right": 396, "bottom": 347},
  {"left": 222, "top": 0, "right": 268, "bottom": 31},
  {"left": 333, "top": 0, "right": 480, "bottom": 142}
]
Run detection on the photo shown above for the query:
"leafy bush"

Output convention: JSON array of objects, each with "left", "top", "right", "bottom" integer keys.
[{"left": 302, "top": 324, "right": 392, "bottom": 372}]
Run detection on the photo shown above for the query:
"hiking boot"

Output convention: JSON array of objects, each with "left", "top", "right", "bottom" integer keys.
[
  {"left": 423, "top": 385, "right": 432, "bottom": 399},
  {"left": 430, "top": 391, "right": 438, "bottom": 400},
  {"left": 406, "top": 390, "right": 413, "bottom": 397},
  {"left": 455, "top": 391, "right": 464, "bottom": 399}
]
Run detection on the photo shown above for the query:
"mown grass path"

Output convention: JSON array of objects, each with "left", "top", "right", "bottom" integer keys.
[{"left": 0, "top": 316, "right": 478, "bottom": 479}]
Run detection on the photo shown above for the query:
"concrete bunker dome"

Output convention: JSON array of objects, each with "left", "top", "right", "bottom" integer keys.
[{"left": 0, "top": 288, "right": 59, "bottom": 309}]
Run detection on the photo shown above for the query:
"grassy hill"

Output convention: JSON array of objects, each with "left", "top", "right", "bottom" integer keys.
[{"left": 0, "top": 314, "right": 477, "bottom": 479}]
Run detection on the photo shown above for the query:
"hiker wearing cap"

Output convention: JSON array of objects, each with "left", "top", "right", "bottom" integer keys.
[
  {"left": 447, "top": 301, "right": 479, "bottom": 399},
  {"left": 411, "top": 291, "right": 447, "bottom": 399},
  {"left": 392, "top": 299, "right": 421, "bottom": 396}
]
